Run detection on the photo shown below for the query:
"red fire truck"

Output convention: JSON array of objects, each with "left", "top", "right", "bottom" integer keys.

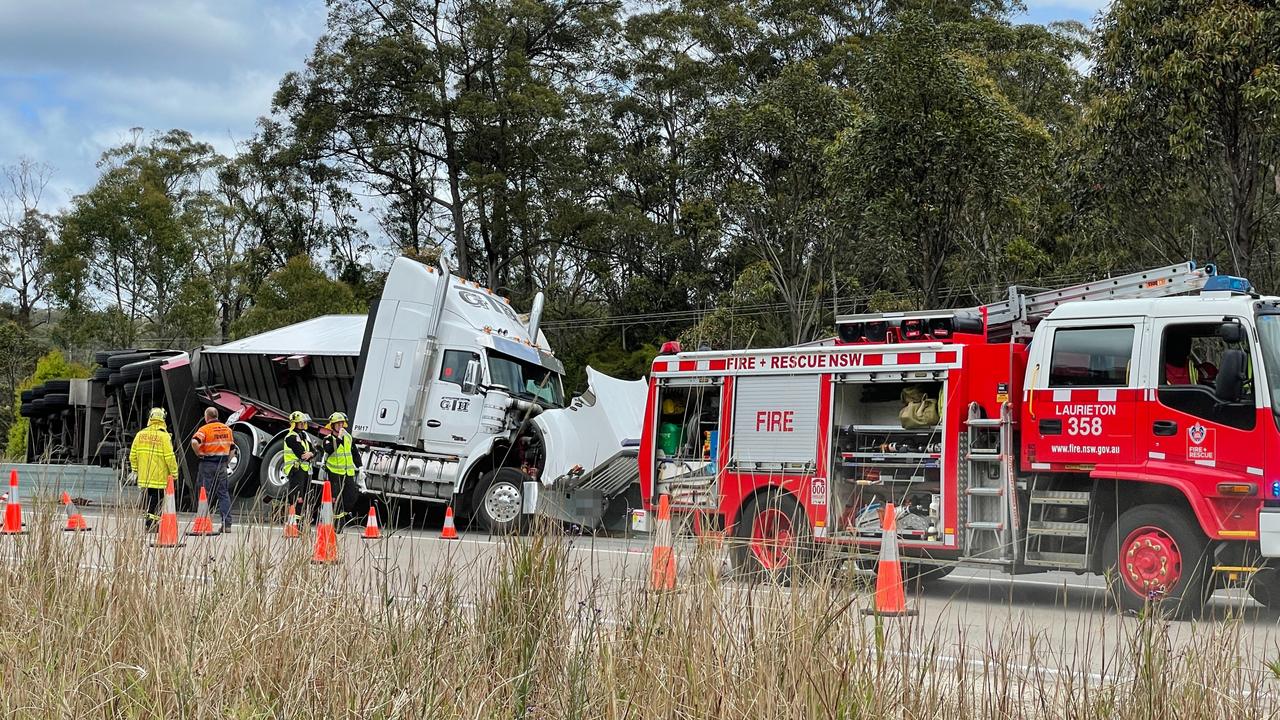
[{"left": 638, "top": 262, "right": 1280, "bottom": 616}]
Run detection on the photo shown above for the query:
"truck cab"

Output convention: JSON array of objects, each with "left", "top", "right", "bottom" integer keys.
[{"left": 351, "top": 257, "right": 646, "bottom": 532}]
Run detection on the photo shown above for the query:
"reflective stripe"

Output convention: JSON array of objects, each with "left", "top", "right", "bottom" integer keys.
[
  {"left": 283, "top": 431, "right": 312, "bottom": 473},
  {"left": 880, "top": 529, "right": 899, "bottom": 562},
  {"left": 326, "top": 434, "right": 355, "bottom": 476}
]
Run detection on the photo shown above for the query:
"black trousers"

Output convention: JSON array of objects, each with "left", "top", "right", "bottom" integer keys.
[
  {"left": 286, "top": 467, "right": 315, "bottom": 518},
  {"left": 142, "top": 487, "right": 163, "bottom": 528}
]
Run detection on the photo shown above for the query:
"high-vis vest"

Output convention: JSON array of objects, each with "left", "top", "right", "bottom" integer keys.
[
  {"left": 284, "top": 430, "right": 312, "bottom": 474},
  {"left": 194, "top": 421, "right": 234, "bottom": 457},
  {"left": 326, "top": 433, "right": 355, "bottom": 476},
  {"left": 130, "top": 422, "right": 179, "bottom": 489}
]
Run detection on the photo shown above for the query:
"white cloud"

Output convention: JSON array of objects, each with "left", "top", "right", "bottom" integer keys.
[{"left": 0, "top": 0, "right": 327, "bottom": 209}]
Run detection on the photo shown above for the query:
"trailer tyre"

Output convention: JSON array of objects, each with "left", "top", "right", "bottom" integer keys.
[
  {"left": 1101, "top": 504, "right": 1212, "bottom": 618},
  {"left": 731, "top": 491, "right": 811, "bottom": 585},
  {"left": 258, "top": 438, "right": 290, "bottom": 499},
  {"left": 225, "top": 430, "right": 258, "bottom": 497},
  {"left": 472, "top": 467, "right": 528, "bottom": 535}
]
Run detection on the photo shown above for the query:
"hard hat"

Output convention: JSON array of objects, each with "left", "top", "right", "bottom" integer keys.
[
  {"left": 148, "top": 407, "right": 166, "bottom": 422},
  {"left": 289, "top": 410, "right": 309, "bottom": 424},
  {"left": 662, "top": 399, "right": 684, "bottom": 415},
  {"left": 328, "top": 411, "right": 348, "bottom": 424}
]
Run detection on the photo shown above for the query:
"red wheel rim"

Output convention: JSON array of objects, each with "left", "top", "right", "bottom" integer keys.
[
  {"left": 1119, "top": 525, "right": 1182, "bottom": 599},
  {"left": 750, "top": 508, "right": 794, "bottom": 570}
]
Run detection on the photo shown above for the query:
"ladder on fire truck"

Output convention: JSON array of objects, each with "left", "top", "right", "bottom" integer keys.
[
  {"left": 960, "top": 402, "right": 1020, "bottom": 563},
  {"left": 983, "top": 261, "right": 1216, "bottom": 341}
]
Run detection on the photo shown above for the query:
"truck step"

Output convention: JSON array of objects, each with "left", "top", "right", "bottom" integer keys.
[
  {"left": 1029, "top": 490, "right": 1090, "bottom": 506},
  {"left": 966, "top": 419, "right": 1005, "bottom": 428},
  {"left": 1027, "top": 520, "right": 1089, "bottom": 538},
  {"left": 965, "top": 487, "right": 1003, "bottom": 497},
  {"left": 966, "top": 521, "right": 1004, "bottom": 531},
  {"left": 966, "top": 452, "right": 1002, "bottom": 462},
  {"left": 1024, "top": 551, "right": 1089, "bottom": 569}
]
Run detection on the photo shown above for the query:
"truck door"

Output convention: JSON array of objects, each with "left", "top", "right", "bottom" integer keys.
[
  {"left": 1023, "top": 320, "right": 1144, "bottom": 467},
  {"left": 420, "top": 348, "right": 487, "bottom": 453},
  {"left": 1144, "top": 318, "right": 1263, "bottom": 478}
]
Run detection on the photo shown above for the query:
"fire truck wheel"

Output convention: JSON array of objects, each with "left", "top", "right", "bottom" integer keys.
[
  {"left": 1101, "top": 504, "right": 1212, "bottom": 618},
  {"left": 731, "top": 492, "right": 811, "bottom": 584},
  {"left": 904, "top": 563, "right": 954, "bottom": 590},
  {"left": 1246, "top": 564, "right": 1280, "bottom": 609},
  {"left": 473, "top": 468, "right": 528, "bottom": 535}
]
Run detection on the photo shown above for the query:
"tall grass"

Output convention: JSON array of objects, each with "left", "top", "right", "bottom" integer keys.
[{"left": 0, "top": 507, "right": 1276, "bottom": 719}]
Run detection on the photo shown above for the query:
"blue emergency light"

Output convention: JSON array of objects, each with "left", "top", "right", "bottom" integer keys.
[
  {"left": 1203, "top": 275, "right": 1252, "bottom": 294},
  {"left": 1271, "top": 480, "right": 1280, "bottom": 498}
]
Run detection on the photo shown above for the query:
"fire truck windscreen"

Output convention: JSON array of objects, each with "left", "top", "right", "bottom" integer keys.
[
  {"left": 488, "top": 352, "right": 565, "bottom": 407},
  {"left": 1256, "top": 314, "right": 1280, "bottom": 425}
]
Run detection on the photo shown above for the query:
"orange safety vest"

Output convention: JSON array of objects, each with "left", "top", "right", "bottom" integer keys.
[{"left": 193, "top": 421, "right": 234, "bottom": 457}]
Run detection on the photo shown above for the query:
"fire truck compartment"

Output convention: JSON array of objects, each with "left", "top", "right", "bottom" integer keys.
[
  {"left": 829, "top": 377, "right": 948, "bottom": 546},
  {"left": 653, "top": 378, "right": 724, "bottom": 509}
]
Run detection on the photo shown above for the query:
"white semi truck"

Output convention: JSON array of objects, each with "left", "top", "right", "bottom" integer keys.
[{"left": 347, "top": 257, "right": 648, "bottom": 532}]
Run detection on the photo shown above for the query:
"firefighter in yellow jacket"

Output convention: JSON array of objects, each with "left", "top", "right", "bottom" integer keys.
[{"left": 129, "top": 407, "right": 179, "bottom": 532}]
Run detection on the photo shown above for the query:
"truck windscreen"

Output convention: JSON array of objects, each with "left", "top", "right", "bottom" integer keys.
[
  {"left": 1257, "top": 314, "right": 1280, "bottom": 428},
  {"left": 488, "top": 353, "right": 565, "bottom": 407}
]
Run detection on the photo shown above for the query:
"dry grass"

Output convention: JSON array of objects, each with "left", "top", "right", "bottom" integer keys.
[{"left": 0, "top": 507, "right": 1277, "bottom": 719}]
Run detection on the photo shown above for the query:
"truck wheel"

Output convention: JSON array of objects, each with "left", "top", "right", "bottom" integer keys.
[
  {"left": 225, "top": 430, "right": 258, "bottom": 497},
  {"left": 1247, "top": 564, "right": 1280, "bottom": 609},
  {"left": 472, "top": 467, "right": 528, "bottom": 535},
  {"left": 731, "top": 491, "right": 810, "bottom": 584},
  {"left": 258, "top": 438, "right": 290, "bottom": 500},
  {"left": 904, "top": 563, "right": 954, "bottom": 590},
  {"left": 1101, "top": 504, "right": 1212, "bottom": 618}
]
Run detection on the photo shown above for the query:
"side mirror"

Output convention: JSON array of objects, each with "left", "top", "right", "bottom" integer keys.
[
  {"left": 1218, "top": 322, "right": 1245, "bottom": 344},
  {"left": 462, "top": 359, "right": 482, "bottom": 395},
  {"left": 1215, "top": 349, "right": 1247, "bottom": 403}
]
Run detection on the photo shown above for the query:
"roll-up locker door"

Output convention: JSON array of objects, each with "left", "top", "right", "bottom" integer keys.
[{"left": 732, "top": 374, "right": 820, "bottom": 467}]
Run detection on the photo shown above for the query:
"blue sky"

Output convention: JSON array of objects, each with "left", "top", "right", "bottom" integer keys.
[{"left": 0, "top": 0, "right": 1107, "bottom": 211}]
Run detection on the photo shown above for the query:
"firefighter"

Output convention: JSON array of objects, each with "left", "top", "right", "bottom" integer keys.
[
  {"left": 1164, "top": 332, "right": 1217, "bottom": 386},
  {"left": 321, "top": 411, "right": 362, "bottom": 525},
  {"left": 129, "top": 408, "right": 179, "bottom": 533},
  {"left": 190, "top": 407, "right": 237, "bottom": 533},
  {"left": 284, "top": 411, "right": 316, "bottom": 517}
]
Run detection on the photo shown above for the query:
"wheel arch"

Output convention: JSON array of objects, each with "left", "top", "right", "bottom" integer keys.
[
  {"left": 1089, "top": 476, "right": 1207, "bottom": 573},
  {"left": 229, "top": 421, "right": 274, "bottom": 459},
  {"left": 454, "top": 437, "right": 515, "bottom": 515},
  {"left": 727, "top": 483, "right": 808, "bottom": 535}
]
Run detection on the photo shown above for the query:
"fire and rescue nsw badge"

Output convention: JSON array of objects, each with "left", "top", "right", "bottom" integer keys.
[{"left": 1186, "top": 422, "right": 1215, "bottom": 461}]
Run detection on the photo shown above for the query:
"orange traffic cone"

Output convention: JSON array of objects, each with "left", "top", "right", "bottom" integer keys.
[
  {"left": 283, "top": 497, "right": 301, "bottom": 539},
  {"left": 440, "top": 506, "right": 459, "bottom": 540},
  {"left": 186, "top": 486, "right": 220, "bottom": 536},
  {"left": 361, "top": 505, "right": 381, "bottom": 540},
  {"left": 62, "top": 491, "right": 90, "bottom": 532},
  {"left": 649, "top": 494, "right": 676, "bottom": 590},
  {"left": 862, "top": 503, "right": 915, "bottom": 617},
  {"left": 150, "top": 476, "right": 185, "bottom": 548},
  {"left": 2, "top": 469, "right": 25, "bottom": 535},
  {"left": 311, "top": 481, "right": 338, "bottom": 564}
]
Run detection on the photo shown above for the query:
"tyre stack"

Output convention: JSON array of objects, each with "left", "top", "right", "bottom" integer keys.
[
  {"left": 18, "top": 379, "right": 73, "bottom": 461},
  {"left": 98, "top": 349, "right": 181, "bottom": 467}
]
